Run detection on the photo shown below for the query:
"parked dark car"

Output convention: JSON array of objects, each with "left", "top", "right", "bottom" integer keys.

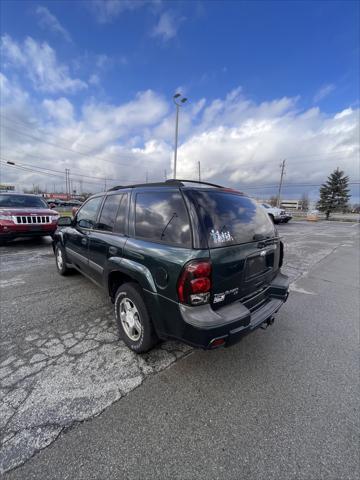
[
  {"left": 0, "top": 193, "right": 59, "bottom": 244},
  {"left": 53, "top": 180, "right": 289, "bottom": 353}
]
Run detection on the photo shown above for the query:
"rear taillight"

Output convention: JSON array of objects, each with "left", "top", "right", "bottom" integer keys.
[{"left": 177, "top": 260, "right": 212, "bottom": 306}]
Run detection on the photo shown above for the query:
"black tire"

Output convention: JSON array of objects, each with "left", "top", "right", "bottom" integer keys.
[
  {"left": 268, "top": 214, "right": 275, "bottom": 223},
  {"left": 114, "top": 282, "right": 158, "bottom": 353},
  {"left": 55, "top": 244, "right": 70, "bottom": 275},
  {"left": 284, "top": 218, "right": 290, "bottom": 223}
]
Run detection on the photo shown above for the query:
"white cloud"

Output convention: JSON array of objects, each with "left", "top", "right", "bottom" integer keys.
[
  {"left": 1, "top": 35, "right": 87, "bottom": 93},
  {"left": 88, "top": 73, "right": 100, "bottom": 86},
  {"left": 313, "top": 83, "right": 336, "bottom": 103},
  {"left": 0, "top": 76, "right": 358, "bottom": 197},
  {"left": 151, "top": 11, "right": 184, "bottom": 41},
  {"left": 42, "top": 98, "right": 75, "bottom": 124},
  {"left": 89, "top": 0, "right": 146, "bottom": 23},
  {"left": 36, "top": 5, "right": 72, "bottom": 43}
]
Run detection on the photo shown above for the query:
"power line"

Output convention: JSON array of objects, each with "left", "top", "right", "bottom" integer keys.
[
  {"left": 2, "top": 160, "right": 359, "bottom": 190},
  {"left": 240, "top": 181, "right": 360, "bottom": 189},
  {"left": 1, "top": 114, "right": 128, "bottom": 157},
  {"left": 0, "top": 159, "right": 162, "bottom": 186},
  {"left": 0, "top": 156, "right": 156, "bottom": 185},
  {"left": 0, "top": 160, "right": 106, "bottom": 186},
  {"left": 1, "top": 117, "right": 163, "bottom": 166},
  {"left": 1, "top": 155, "right": 107, "bottom": 181}
]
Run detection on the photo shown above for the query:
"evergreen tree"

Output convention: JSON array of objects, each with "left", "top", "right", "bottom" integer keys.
[{"left": 317, "top": 168, "right": 350, "bottom": 219}]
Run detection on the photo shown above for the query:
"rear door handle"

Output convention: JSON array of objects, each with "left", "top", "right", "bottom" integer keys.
[
  {"left": 81, "top": 238, "right": 88, "bottom": 246},
  {"left": 109, "top": 246, "right": 117, "bottom": 255}
]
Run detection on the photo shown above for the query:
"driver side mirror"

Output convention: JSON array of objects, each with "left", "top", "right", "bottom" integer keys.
[{"left": 57, "top": 216, "right": 73, "bottom": 227}]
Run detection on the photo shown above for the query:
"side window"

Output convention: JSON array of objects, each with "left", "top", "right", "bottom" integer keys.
[
  {"left": 135, "top": 191, "right": 191, "bottom": 247},
  {"left": 76, "top": 197, "right": 103, "bottom": 229},
  {"left": 97, "top": 194, "right": 124, "bottom": 232},
  {"left": 114, "top": 194, "right": 128, "bottom": 235}
]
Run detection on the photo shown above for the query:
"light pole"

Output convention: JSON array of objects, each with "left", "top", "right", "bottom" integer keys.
[{"left": 173, "top": 93, "right": 187, "bottom": 179}]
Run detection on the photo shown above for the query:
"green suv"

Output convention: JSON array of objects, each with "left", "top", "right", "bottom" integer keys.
[{"left": 53, "top": 180, "right": 289, "bottom": 353}]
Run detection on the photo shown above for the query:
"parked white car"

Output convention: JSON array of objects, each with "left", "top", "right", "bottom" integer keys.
[{"left": 260, "top": 203, "right": 292, "bottom": 224}]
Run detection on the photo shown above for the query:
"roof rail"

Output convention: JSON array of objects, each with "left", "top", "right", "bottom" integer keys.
[
  {"left": 107, "top": 179, "right": 225, "bottom": 192},
  {"left": 107, "top": 181, "right": 180, "bottom": 191},
  {"left": 165, "top": 179, "right": 224, "bottom": 188}
]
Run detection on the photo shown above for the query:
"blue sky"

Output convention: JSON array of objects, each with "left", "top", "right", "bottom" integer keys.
[{"left": 0, "top": 0, "right": 359, "bottom": 200}]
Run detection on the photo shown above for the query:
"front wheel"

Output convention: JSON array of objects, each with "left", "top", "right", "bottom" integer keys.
[
  {"left": 55, "top": 244, "right": 70, "bottom": 275},
  {"left": 115, "top": 282, "right": 158, "bottom": 353}
]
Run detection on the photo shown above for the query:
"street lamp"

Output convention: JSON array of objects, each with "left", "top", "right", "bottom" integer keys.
[{"left": 173, "top": 93, "right": 187, "bottom": 179}]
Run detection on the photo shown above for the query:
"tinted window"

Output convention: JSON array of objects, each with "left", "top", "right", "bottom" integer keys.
[
  {"left": 190, "top": 191, "right": 275, "bottom": 247},
  {"left": 0, "top": 194, "right": 47, "bottom": 208},
  {"left": 114, "top": 194, "right": 128, "bottom": 234},
  {"left": 96, "top": 194, "right": 128, "bottom": 233},
  {"left": 76, "top": 196, "right": 103, "bottom": 229},
  {"left": 135, "top": 191, "right": 191, "bottom": 246},
  {"left": 97, "top": 195, "right": 121, "bottom": 232}
]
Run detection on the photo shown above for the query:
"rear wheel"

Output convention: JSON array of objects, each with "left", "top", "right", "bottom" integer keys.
[
  {"left": 114, "top": 282, "right": 158, "bottom": 353},
  {"left": 55, "top": 244, "right": 70, "bottom": 275}
]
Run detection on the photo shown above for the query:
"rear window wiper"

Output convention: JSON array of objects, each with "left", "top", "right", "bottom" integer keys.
[{"left": 160, "top": 212, "right": 178, "bottom": 239}]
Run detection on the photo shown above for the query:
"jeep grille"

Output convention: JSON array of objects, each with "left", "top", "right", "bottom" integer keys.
[{"left": 14, "top": 216, "right": 51, "bottom": 224}]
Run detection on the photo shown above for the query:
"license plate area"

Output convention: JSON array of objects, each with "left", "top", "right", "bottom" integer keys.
[{"left": 245, "top": 251, "right": 274, "bottom": 280}]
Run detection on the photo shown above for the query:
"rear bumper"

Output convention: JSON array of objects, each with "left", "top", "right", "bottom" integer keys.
[{"left": 178, "top": 271, "right": 290, "bottom": 349}]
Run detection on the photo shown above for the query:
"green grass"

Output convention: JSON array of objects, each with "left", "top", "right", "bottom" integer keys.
[{"left": 57, "top": 210, "right": 73, "bottom": 217}]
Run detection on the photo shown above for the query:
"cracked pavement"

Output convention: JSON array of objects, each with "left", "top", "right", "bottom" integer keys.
[{"left": 0, "top": 221, "right": 359, "bottom": 475}]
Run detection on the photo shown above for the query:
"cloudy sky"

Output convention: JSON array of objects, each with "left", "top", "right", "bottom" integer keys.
[{"left": 0, "top": 0, "right": 359, "bottom": 201}]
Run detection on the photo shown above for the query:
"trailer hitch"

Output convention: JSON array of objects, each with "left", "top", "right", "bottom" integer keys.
[{"left": 261, "top": 317, "right": 275, "bottom": 329}]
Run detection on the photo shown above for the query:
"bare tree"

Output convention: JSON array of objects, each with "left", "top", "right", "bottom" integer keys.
[
  {"left": 269, "top": 196, "right": 278, "bottom": 207},
  {"left": 300, "top": 192, "right": 309, "bottom": 211}
]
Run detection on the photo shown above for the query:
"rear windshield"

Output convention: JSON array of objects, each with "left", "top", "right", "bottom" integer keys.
[
  {"left": 0, "top": 195, "right": 48, "bottom": 208},
  {"left": 190, "top": 191, "right": 275, "bottom": 247}
]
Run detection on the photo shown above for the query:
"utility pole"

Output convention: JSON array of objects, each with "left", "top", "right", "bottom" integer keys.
[
  {"left": 104, "top": 178, "right": 107, "bottom": 191},
  {"left": 164, "top": 169, "right": 167, "bottom": 181},
  {"left": 174, "top": 104, "right": 179, "bottom": 179},
  {"left": 173, "top": 93, "right": 188, "bottom": 179},
  {"left": 146, "top": 171, "right": 148, "bottom": 183},
  {"left": 198, "top": 161, "right": 201, "bottom": 182},
  {"left": 65, "top": 168, "right": 71, "bottom": 199},
  {"left": 277, "top": 160, "right": 286, "bottom": 208}
]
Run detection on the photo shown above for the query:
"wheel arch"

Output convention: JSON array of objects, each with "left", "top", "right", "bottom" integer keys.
[{"left": 107, "top": 259, "right": 157, "bottom": 300}]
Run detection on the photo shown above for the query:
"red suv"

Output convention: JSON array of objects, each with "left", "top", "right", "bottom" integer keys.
[{"left": 0, "top": 193, "right": 59, "bottom": 244}]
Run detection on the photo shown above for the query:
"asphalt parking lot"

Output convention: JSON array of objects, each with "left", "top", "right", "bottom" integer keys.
[{"left": 1, "top": 221, "right": 359, "bottom": 478}]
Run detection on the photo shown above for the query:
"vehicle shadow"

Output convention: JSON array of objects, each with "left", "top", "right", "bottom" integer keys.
[{"left": 0, "top": 236, "right": 53, "bottom": 249}]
